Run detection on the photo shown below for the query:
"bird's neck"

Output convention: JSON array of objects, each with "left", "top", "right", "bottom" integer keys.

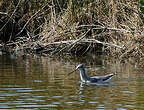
[{"left": 79, "top": 68, "right": 88, "bottom": 82}]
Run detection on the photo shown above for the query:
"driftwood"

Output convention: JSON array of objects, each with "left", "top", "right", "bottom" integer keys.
[{"left": 48, "top": 39, "right": 124, "bottom": 49}]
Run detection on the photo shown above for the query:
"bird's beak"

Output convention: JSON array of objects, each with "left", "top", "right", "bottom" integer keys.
[{"left": 68, "top": 69, "right": 77, "bottom": 75}]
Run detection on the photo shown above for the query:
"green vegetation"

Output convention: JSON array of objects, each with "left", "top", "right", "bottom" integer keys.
[
  {"left": 140, "top": 0, "right": 144, "bottom": 14},
  {"left": 0, "top": 0, "right": 144, "bottom": 58}
]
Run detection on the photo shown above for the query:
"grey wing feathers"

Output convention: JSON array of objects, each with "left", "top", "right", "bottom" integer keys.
[{"left": 91, "top": 72, "right": 117, "bottom": 82}]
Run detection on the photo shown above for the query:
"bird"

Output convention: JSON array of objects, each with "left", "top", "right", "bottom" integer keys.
[{"left": 68, "top": 64, "right": 117, "bottom": 83}]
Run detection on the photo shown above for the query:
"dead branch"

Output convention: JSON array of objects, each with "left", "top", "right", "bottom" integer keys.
[
  {"left": 47, "top": 38, "right": 124, "bottom": 49},
  {"left": 77, "top": 24, "right": 132, "bottom": 33},
  {"left": 51, "top": 29, "right": 91, "bottom": 55}
]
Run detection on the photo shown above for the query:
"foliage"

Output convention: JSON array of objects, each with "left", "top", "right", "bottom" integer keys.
[{"left": 139, "top": 0, "right": 144, "bottom": 14}]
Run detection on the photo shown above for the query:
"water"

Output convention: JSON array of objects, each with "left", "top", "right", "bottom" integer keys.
[{"left": 0, "top": 54, "right": 143, "bottom": 109}]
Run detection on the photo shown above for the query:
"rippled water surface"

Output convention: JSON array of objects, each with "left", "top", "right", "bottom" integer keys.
[{"left": 0, "top": 54, "right": 143, "bottom": 109}]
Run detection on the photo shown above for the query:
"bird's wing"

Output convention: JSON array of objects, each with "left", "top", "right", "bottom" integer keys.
[
  {"left": 101, "top": 73, "right": 115, "bottom": 82},
  {"left": 91, "top": 73, "right": 117, "bottom": 82}
]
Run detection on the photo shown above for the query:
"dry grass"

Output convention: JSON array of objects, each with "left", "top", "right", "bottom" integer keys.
[{"left": 0, "top": 0, "right": 144, "bottom": 58}]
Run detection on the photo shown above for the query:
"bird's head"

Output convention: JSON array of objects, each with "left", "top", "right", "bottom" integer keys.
[{"left": 68, "top": 64, "right": 84, "bottom": 75}]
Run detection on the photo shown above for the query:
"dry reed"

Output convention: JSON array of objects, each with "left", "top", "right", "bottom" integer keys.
[{"left": 0, "top": 0, "right": 144, "bottom": 59}]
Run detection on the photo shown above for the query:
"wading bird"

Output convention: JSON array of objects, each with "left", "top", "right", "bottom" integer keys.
[{"left": 68, "top": 64, "right": 117, "bottom": 83}]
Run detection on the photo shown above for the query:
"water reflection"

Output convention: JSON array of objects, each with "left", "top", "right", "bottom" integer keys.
[
  {"left": 78, "top": 82, "right": 118, "bottom": 106},
  {"left": 0, "top": 54, "right": 143, "bottom": 109}
]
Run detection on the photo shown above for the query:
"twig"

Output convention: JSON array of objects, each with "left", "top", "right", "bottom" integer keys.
[
  {"left": 0, "top": 0, "right": 22, "bottom": 32},
  {"left": 47, "top": 38, "right": 124, "bottom": 49},
  {"left": 0, "top": 12, "right": 8, "bottom": 15},
  {"left": 76, "top": 24, "right": 103, "bottom": 28},
  {"left": 69, "top": 29, "right": 91, "bottom": 46},
  {"left": 85, "top": 39, "right": 124, "bottom": 49},
  {"left": 51, "top": 29, "right": 91, "bottom": 55},
  {"left": 81, "top": 43, "right": 92, "bottom": 56},
  {"left": 16, "top": 4, "right": 48, "bottom": 36},
  {"left": 107, "top": 27, "right": 132, "bottom": 33},
  {"left": 77, "top": 24, "right": 132, "bottom": 33}
]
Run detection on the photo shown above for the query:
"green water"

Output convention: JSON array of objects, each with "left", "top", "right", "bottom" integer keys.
[{"left": 0, "top": 54, "right": 143, "bottom": 109}]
